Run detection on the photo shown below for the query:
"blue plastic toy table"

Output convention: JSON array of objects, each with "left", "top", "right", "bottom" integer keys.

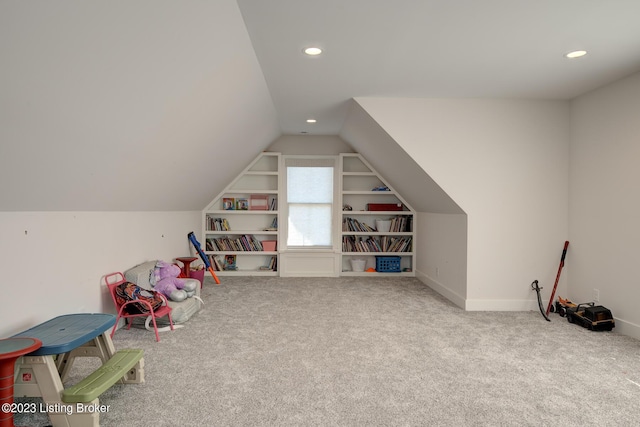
[
  {"left": 12, "top": 313, "right": 115, "bottom": 356},
  {"left": 11, "top": 313, "right": 143, "bottom": 427}
]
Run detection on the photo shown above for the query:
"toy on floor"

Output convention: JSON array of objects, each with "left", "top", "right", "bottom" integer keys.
[
  {"left": 188, "top": 231, "right": 221, "bottom": 284},
  {"left": 554, "top": 296, "right": 615, "bottom": 331},
  {"left": 152, "top": 261, "right": 197, "bottom": 302}
]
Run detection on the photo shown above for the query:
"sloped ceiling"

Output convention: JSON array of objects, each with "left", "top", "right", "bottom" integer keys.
[
  {"left": 0, "top": 0, "right": 280, "bottom": 211},
  {"left": 3, "top": 1, "right": 640, "bottom": 212},
  {"left": 340, "top": 100, "right": 463, "bottom": 214}
]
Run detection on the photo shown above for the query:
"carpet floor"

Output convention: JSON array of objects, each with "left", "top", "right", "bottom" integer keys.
[{"left": 15, "top": 276, "right": 640, "bottom": 426}]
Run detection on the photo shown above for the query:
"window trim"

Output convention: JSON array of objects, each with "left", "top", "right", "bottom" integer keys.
[{"left": 282, "top": 155, "right": 338, "bottom": 251}]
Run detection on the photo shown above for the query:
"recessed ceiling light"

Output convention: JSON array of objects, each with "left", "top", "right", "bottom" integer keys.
[
  {"left": 565, "top": 50, "right": 587, "bottom": 59},
  {"left": 304, "top": 47, "right": 323, "bottom": 56},
  {"left": 306, "top": 119, "right": 317, "bottom": 123}
]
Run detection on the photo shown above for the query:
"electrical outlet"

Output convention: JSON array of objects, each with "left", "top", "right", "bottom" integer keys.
[{"left": 593, "top": 289, "right": 600, "bottom": 303}]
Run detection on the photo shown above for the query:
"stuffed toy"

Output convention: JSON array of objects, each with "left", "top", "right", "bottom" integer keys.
[{"left": 152, "top": 261, "right": 197, "bottom": 302}]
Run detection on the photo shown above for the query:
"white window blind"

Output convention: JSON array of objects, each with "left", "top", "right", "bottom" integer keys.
[{"left": 286, "top": 158, "right": 335, "bottom": 247}]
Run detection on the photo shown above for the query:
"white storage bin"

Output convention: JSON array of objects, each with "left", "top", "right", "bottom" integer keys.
[
  {"left": 375, "top": 219, "right": 391, "bottom": 232},
  {"left": 350, "top": 259, "right": 366, "bottom": 272}
]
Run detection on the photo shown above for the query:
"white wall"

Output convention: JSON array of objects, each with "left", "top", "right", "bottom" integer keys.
[
  {"left": 267, "top": 134, "right": 354, "bottom": 155},
  {"left": 416, "top": 212, "right": 468, "bottom": 307},
  {"left": 357, "top": 98, "right": 571, "bottom": 310},
  {"left": 0, "top": 211, "right": 200, "bottom": 337},
  {"left": 340, "top": 101, "right": 463, "bottom": 214},
  {"left": 569, "top": 71, "right": 640, "bottom": 340}
]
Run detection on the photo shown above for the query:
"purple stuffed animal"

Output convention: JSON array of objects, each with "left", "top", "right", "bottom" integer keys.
[{"left": 153, "top": 261, "right": 197, "bottom": 302}]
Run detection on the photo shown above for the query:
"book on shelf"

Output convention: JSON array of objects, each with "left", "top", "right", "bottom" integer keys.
[
  {"left": 268, "top": 196, "right": 277, "bottom": 211},
  {"left": 207, "top": 217, "right": 230, "bottom": 231},
  {"left": 343, "top": 217, "right": 376, "bottom": 232},
  {"left": 342, "top": 235, "right": 412, "bottom": 253},
  {"left": 341, "top": 215, "right": 412, "bottom": 233},
  {"left": 224, "top": 254, "right": 237, "bottom": 270},
  {"left": 206, "top": 234, "right": 265, "bottom": 252},
  {"left": 263, "top": 217, "right": 278, "bottom": 231},
  {"left": 208, "top": 255, "right": 223, "bottom": 271},
  {"left": 259, "top": 256, "right": 278, "bottom": 271},
  {"left": 389, "top": 215, "right": 412, "bottom": 232}
]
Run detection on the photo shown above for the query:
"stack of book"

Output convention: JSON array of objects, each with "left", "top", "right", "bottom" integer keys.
[
  {"left": 208, "top": 255, "right": 224, "bottom": 271},
  {"left": 342, "top": 236, "right": 412, "bottom": 252},
  {"left": 206, "top": 235, "right": 264, "bottom": 252},
  {"left": 389, "top": 216, "right": 412, "bottom": 232},
  {"left": 342, "top": 217, "right": 376, "bottom": 232},
  {"left": 380, "top": 236, "right": 412, "bottom": 252},
  {"left": 342, "top": 236, "right": 380, "bottom": 252},
  {"left": 264, "top": 217, "right": 278, "bottom": 231},
  {"left": 206, "top": 217, "right": 231, "bottom": 231}
]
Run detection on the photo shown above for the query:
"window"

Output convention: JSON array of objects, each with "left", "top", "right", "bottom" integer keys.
[{"left": 285, "top": 158, "right": 335, "bottom": 248}]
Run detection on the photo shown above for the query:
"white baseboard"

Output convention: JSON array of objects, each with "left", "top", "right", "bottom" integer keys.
[
  {"left": 464, "top": 298, "right": 539, "bottom": 312},
  {"left": 415, "top": 270, "right": 465, "bottom": 309},
  {"left": 416, "top": 271, "right": 640, "bottom": 341},
  {"left": 613, "top": 317, "right": 640, "bottom": 341},
  {"left": 416, "top": 270, "right": 539, "bottom": 312}
]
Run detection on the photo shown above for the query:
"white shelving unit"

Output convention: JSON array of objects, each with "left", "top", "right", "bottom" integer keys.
[
  {"left": 202, "top": 152, "right": 416, "bottom": 278},
  {"left": 339, "top": 153, "right": 416, "bottom": 276},
  {"left": 202, "top": 152, "right": 281, "bottom": 276}
]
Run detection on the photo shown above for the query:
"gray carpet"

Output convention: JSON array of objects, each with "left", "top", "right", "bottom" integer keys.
[{"left": 15, "top": 276, "right": 640, "bottom": 426}]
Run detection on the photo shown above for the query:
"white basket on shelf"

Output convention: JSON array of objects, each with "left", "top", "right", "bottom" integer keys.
[
  {"left": 375, "top": 220, "right": 391, "bottom": 233},
  {"left": 350, "top": 259, "right": 366, "bottom": 272}
]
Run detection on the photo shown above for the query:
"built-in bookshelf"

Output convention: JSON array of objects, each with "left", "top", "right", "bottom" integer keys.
[
  {"left": 202, "top": 152, "right": 281, "bottom": 276},
  {"left": 339, "top": 153, "right": 416, "bottom": 276},
  {"left": 201, "top": 151, "right": 415, "bottom": 277}
]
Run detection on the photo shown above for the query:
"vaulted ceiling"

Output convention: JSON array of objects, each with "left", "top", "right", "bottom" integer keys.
[{"left": 2, "top": 1, "right": 639, "bottom": 211}]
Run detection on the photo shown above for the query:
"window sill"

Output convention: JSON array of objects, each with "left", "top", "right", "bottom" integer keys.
[{"left": 281, "top": 248, "right": 337, "bottom": 253}]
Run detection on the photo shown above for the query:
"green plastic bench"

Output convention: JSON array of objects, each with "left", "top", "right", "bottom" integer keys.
[{"left": 62, "top": 349, "right": 144, "bottom": 403}]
